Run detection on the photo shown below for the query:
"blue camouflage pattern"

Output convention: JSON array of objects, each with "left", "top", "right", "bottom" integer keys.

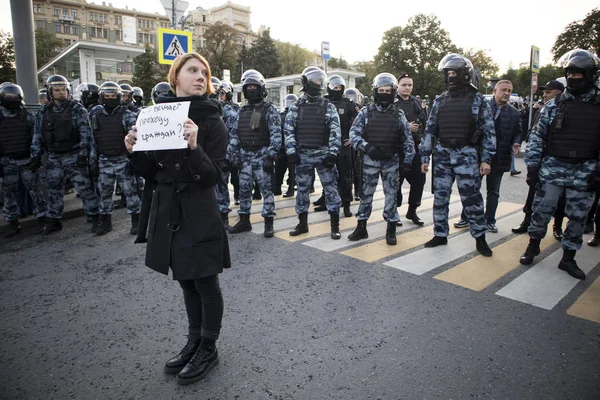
[
  {"left": 1, "top": 159, "right": 47, "bottom": 221},
  {"left": 214, "top": 101, "right": 240, "bottom": 215},
  {"left": 97, "top": 154, "right": 141, "bottom": 214}
]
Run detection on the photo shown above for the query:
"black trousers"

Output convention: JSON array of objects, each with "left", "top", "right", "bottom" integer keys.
[
  {"left": 337, "top": 145, "right": 354, "bottom": 203},
  {"left": 353, "top": 149, "right": 363, "bottom": 198},
  {"left": 587, "top": 190, "right": 600, "bottom": 223},
  {"left": 178, "top": 275, "right": 223, "bottom": 343},
  {"left": 230, "top": 166, "right": 240, "bottom": 200},
  {"left": 275, "top": 150, "right": 295, "bottom": 189},
  {"left": 397, "top": 149, "right": 426, "bottom": 209}
]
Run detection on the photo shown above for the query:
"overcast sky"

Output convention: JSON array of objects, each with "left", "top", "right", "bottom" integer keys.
[{"left": 0, "top": 0, "right": 596, "bottom": 73}]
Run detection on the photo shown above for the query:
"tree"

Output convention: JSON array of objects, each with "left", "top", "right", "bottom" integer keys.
[
  {"left": 552, "top": 8, "right": 600, "bottom": 61},
  {"left": 201, "top": 22, "right": 239, "bottom": 80},
  {"left": 35, "top": 28, "right": 65, "bottom": 68},
  {"left": 276, "top": 41, "right": 313, "bottom": 76},
  {"left": 0, "top": 30, "right": 15, "bottom": 83},
  {"left": 246, "top": 28, "right": 280, "bottom": 78},
  {"left": 132, "top": 45, "right": 168, "bottom": 103},
  {"left": 353, "top": 60, "right": 378, "bottom": 102},
  {"left": 328, "top": 56, "right": 349, "bottom": 69},
  {"left": 461, "top": 48, "right": 499, "bottom": 91}
]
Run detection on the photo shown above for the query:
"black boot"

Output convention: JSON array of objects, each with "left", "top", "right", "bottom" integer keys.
[
  {"left": 4, "top": 220, "right": 21, "bottom": 238},
  {"left": 264, "top": 217, "right": 274, "bottom": 238},
  {"left": 330, "top": 213, "right": 341, "bottom": 240},
  {"left": 176, "top": 344, "right": 219, "bottom": 385},
  {"left": 343, "top": 201, "right": 353, "bottom": 218},
  {"left": 348, "top": 220, "right": 368, "bottom": 241},
  {"left": 90, "top": 214, "right": 100, "bottom": 234},
  {"left": 36, "top": 217, "right": 46, "bottom": 234},
  {"left": 282, "top": 187, "right": 294, "bottom": 198},
  {"left": 41, "top": 218, "right": 62, "bottom": 236},
  {"left": 511, "top": 215, "right": 530, "bottom": 234},
  {"left": 386, "top": 221, "right": 397, "bottom": 245},
  {"left": 130, "top": 213, "right": 140, "bottom": 235},
  {"left": 313, "top": 194, "right": 325, "bottom": 206},
  {"left": 475, "top": 234, "right": 493, "bottom": 257},
  {"left": 95, "top": 214, "right": 113, "bottom": 236},
  {"left": 289, "top": 213, "right": 308, "bottom": 236},
  {"left": 164, "top": 338, "right": 200, "bottom": 374},
  {"left": 558, "top": 249, "right": 585, "bottom": 280},
  {"left": 405, "top": 207, "right": 424, "bottom": 226},
  {"left": 395, "top": 217, "right": 403, "bottom": 227},
  {"left": 314, "top": 204, "right": 327, "bottom": 212},
  {"left": 588, "top": 222, "right": 600, "bottom": 247},
  {"left": 553, "top": 216, "right": 564, "bottom": 241},
  {"left": 424, "top": 236, "right": 447, "bottom": 247},
  {"left": 228, "top": 214, "right": 252, "bottom": 234},
  {"left": 519, "top": 238, "right": 541, "bottom": 265},
  {"left": 220, "top": 213, "right": 229, "bottom": 229}
]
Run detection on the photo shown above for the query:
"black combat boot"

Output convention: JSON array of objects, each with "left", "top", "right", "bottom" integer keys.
[
  {"left": 95, "top": 214, "right": 113, "bottom": 236},
  {"left": 475, "top": 234, "right": 493, "bottom": 257},
  {"left": 512, "top": 214, "right": 531, "bottom": 234},
  {"left": 558, "top": 249, "right": 585, "bottom": 280},
  {"left": 164, "top": 338, "right": 200, "bottom": 374},
  {"left": 313, "top": 194, "right": 325, "bottom": 206},
  {"left": 36, "top": 217, "right": 46, "bottom": 234},
  {"left": 343, "top": 201, "right": 353, "bottom": 218},
  {"left": 588, "top": 222, "right": 600, "bottom": 247},
  {"left": 330, "top": 213, "right": 341, "bottom": 240},
  {"left": 424, "top": 236, "right": 447, "bottom": 247},
  {"left": 289, "top": 213, "right": 308, "bottom": 236},
  {"left": 130, "top": 213, "right": 140, "bottom": 235},
  {"left": 41, "top": 218, "right": 62, "bottom": 236},
  {"left": 348, "top": 220, "right": 368, "bottom": 241},
  {"left": 4, "top": 220, "right": 21, "bottom": 238},
  {"left": 405, "top": 206, "right": 424, "bottom": 226},
  {"left": 264, "top": 217, "right": 274, "bottom": 238},
  {"left": 386, "top": 221, "right": 397, "bottom": 245},
  {"left": 228, "top": 214, "right": 252, "bottom": 234},
  {"left": 519, "top": 238, "right": 541, "bottom": 265},
  {"left": 220, "top": 213, "right": 229, "bottom": 229},
  {"left": 553, "top": 216, "right": 564, "bottom": 241},
  {"left": 176, "top": 344, "right": 219, "bottom": 385},
  {"left": 90, "top": 214, "right": 100, "bottom": 233}
]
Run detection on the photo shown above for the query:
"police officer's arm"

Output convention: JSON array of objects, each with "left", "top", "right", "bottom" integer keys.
[
  {"left": 525, "top": 100, "right": 555, "bottom": 169},
  {"left": 325, "top": 102, "right": 341, "bottom": 156},
  {"left": 476, "top": 96, "right": 496, "bottom": 165},
  {"left": 73, "top": 103, "right": 91, "bottom": 158},
  {"left": 266, "top": 104, "right": 282, "bottom": 158},
  {"left": 419, "top": 99, "right": 441, "bottom": 168},
  {"left": 283, "top": 102, "right": 299, "bottom": 155},
  {"left": 349, "top": 108, "right": 368, "bottom": 151},
  {"left": 227, "top": 111, "right": 242, "bottom": 163},
  {"left": 31, "top": 107, "right": 46, "bottom": 159},
  {"left": 222, "top": 105, "right": 237, "bottom": 133},
  {"left": 398, "top": 111, "right": 415, "bottom": 165}
]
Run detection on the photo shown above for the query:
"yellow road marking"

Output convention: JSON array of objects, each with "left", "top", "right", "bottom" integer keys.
[{"left": 567, "top": 276, "right": 600, "bottom": 324}]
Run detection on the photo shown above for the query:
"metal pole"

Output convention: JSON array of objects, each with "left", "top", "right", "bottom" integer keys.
[
  {"left": 172, "top": 0, "right": 176, "bottom": 29},
  {"left": 9, "top": 0, "right": 39, "bottom": 107},
  {"left": 528, "top": 73, "right": 534, "bottom": 132}
]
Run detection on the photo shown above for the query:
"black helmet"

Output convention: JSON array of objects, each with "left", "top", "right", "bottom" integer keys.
[
  {"left": 99, "top": 81, "right": 122, "bottom": 104},
  {"left": 75, "top": 83, "right": 100, "bottom": 108},
  {"left": 151, "top": 82, "right": 171, "bottom": 104},
  {"left": 242, "top": 70, "right": 266, "bottom": 99},
  {"left": 132, "top": 86, "right": 144, "bottom": 106},
  {"left": 327, "top": 75, "right": 346, "bottom": 100},
  {"left": 210, "top": 76, "right": 221, "bottom": 89},
  {"left": 217, "top": 81, "right": 233, "bottom": 101},
  {"left": 343, "top": 87, "right": 358, "bottom": 103},
  {"left": 558, "top": 49, "right": 600, "bottom": 87},
  {"left": 438, "top": 53, "right": 474, "bottom": 86},
  {"left": 301, "top": 66, "right": 326, "bottom": 94},
  {"left": 0, "top": 83, "right": 24, "bottom": 109},
  {"left": 241, "top": 69, "right": 261, "bottom": 82},
  {"left": 284, "top": 93, "right": 298, "bottom": 108},
  {"left": 46, "top": 74, "right": 70, "bottom": 100},
  {"left": 119, "top": 83, "right": 133, "bottom": 103},
  {"left": 372, "top": 73, "right": 398, "bottom": 93},
  {"left": 38, "top": 88, "right": 48, "bottom": 100}
]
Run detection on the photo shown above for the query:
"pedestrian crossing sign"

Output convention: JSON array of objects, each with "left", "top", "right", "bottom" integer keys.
[{"left": 158, "top": 28, "right": 193, "bottom": 65}]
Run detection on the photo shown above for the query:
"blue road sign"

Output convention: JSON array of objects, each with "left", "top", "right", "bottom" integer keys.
[{"left": 158, "top": 28, "right": 192, "bottom": 65}]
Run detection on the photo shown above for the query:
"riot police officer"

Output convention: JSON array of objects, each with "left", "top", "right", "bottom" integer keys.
[
  {"left": 228, "top": 70, "right": 282, "bottom": 237},
  {"left": 419, "top": 54, "right": 496, "bottom": 256},
  {"left": 519, "top": 49, "right": 600, "bottom": 280},
  {"left": 31, "top": 74, "right": 101, "bottom": 235},
  {"left": 275, "top": 93, "right": 298, "bottom": 197},
  {"left": 284, "top": 66, "right": 342, "bottom": 239},
  {"left": 75, "top": 82, "right": 100, "bottom": 111},
  {"left": 89, "top": 82, "right": 141, "bottom": 235},
  {"left": 38, "top": 89, "right": 49, "bottom": 106},
  {"left": 0, "top": 83, "right": 47, "bottom": 237},
  {"left": 348, "top": 73, "right": 415, "bottom": 245},
  {"left": 120, "top": 83, "right": 139, "bottom": 115},
  {"left": 345, "top": 87, "right": 363, "bottom": 201},
  {"left": 151, "top": 82, "right": 171, "bottom": 105},
  {"left": 132, "top": 86, "right": 144, "bottom": 108}
]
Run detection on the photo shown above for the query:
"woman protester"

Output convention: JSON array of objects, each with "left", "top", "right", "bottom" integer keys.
[{"left": 124, "top": 53, "right": 230, "bottom": 385}]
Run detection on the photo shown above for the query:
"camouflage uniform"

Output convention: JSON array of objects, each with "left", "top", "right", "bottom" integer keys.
[
  {"left": 215, "top": 101, "right": 239, "bottom": 215},
  {"left": 0, "top": 108, "right": 47, "bottom": 221},
  {"left": 32, "top": 100, "right": 100, "bottom": 219},
  {"left": 89, "top": 105, "right": 140, "bottom": 215},
  {"left": 349, "top": 104, "right": 415, "bottom": 222},
  {"left": 420, "top": 90, "right": 496, "bottom": 238},
  {"left": 525, "top": 89, "right": 599, "bottom": 250},
  {"left": 284, "top": 95, "right": 342, "bottom": 214},
  {"left": 229, "top": 101, "right": 281, "bottom": 218}
]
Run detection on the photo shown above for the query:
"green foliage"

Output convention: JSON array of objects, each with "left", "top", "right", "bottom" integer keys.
[
  {"left": 35, "top": 28, "right": 65, "bottom": 68},
  {"left": 353, "top": 60, "right": 377, "bottom": 101},
  {"left": 552, "top": 8, "right": 599, "bottom": 61},
  {"left": 498, "top": 64, "right": 563, "bottom": 98},
  {"left": 132, "top": 45, "right": 168, "bottom": 103},
  {"left": 276, "top": 41, "right": 313, "bottom": 76},
  {"left": 231, "top": 40, "right": 248, "bottom": 83},
  {"left": 0, "top": 30, "right": 15, "bottom": 83},
  {"left": 202, "top": 22, "right": 240, "bottom": 80},
  {"left": 328, "top": 56, "right": 349, "bottom": 69},
  {"left": 246, "top": 28, "right": 280, "bottom": 78}
]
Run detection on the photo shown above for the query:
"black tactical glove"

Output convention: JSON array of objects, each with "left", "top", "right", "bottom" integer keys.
[
  {"left": 287, "top": 152, "right": 300, "bottom": 165},
  {"left": 75, "top": 155, "right": 88, "bottom": 169},
  {"left": 402, "top": 163, "right": 412, "bottom": 175},
  {"left": 365, "top": 144, "right": 381, "bottom": 161},
  {"left": 323, "top": 154, "right": 337, "bottom": 169},
  {"left": 29, "top": 157, "right": 42, "bottom": 172},
  {"left": 222, "top": 159, "right": 231, "bottom": 173},
  {"left": 263, "top": 157, "right": 275, "bottom": 173},
  {"left": 526, "top": 167, "right": 540, "bottom": 188}
]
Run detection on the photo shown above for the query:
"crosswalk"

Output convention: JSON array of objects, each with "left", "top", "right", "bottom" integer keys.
[{"left": 227, "top": 185, "right": 600, "bottom": 325}]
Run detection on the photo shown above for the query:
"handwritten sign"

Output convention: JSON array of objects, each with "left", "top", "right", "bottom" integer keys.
[{"left": 132, "top": 101, "right": 191, "bottom": 151}]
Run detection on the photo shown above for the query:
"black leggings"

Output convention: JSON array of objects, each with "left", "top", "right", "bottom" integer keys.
[{"left": 178, "top": 275, "right": 223, "bottom": 343}]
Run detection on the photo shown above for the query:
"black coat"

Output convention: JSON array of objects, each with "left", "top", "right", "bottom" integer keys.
[
  {"left": 131, "top": 94, "right": 231, "bottom": 280},
  {"left": 489, "top": 100, "right": 522, "bottom": 172}
]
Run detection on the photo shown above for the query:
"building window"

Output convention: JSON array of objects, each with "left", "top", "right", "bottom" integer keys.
[
  {"left": 33, "top": 4, "right": 42, "bottom": 13},
  {"left": 103, "top": 29, "right": 108, "bottom": 39},
  {"left": 94, "top": 13, "right": 98, "bottom": 22},
  {"left": 90, "top": 27, "right": 96, "bottom": 37},
  {"left": 89, "top": 13, "right": 93, "bottom": 21},
  {"left": 63, "top": 8, "right": 69, "bottom": 15},
  {"left": 144, "top": 33, "right": 149, "bottom": 43},
  {"left": 151, "top": 21, "right": 154, "bottom": 29},
  {"left": 103, "top": 14, "right": 107, "bottom": 23},
  {"left": 55, "top": 23, "right": 61, "bottom": 33},
  {"left": 73, "top": 26, "right": 79, "bottom": 35},
  {"left": 54, "top": 8, "right": 60, "bottom": 16},
  {"left": 150, "top": 34, "right": 154, "bottom": 44},
  {"left": 36, "top": 20, "right": 44, "bottom": 29},
  {"left": 116, "top": 30, "right": 121, "bottom": 40},
  {"left": 137, "top": 19, "right": 141, "bottom": 28},
  {"left": 72, "top": 10, "right": 77, "bottom": 19},
  {"left": 63, "top": 24, "right": 70, "bottom": 34},
  {"left": 115, "top": 16, "right": 119, "bottom": 24},
  {"left": 138, "top": 32, "right": 143, "bottom": 43}
]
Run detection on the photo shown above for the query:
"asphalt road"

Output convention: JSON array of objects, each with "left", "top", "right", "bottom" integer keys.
[{"left": 1, "top": 157, "right": 599, "bottom": 400}]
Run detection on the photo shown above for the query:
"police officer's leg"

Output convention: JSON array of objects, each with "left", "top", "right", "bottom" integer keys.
[
  {"left": 229, "top": 154, "right": 253, "bottom": 233},
  {"left": 528, "top": 183, "right": 562, "bottom": 240},
  {"left": 19, "top": 165, "right": 47, "bottom": 221},
  {"left": 381, "top": 156, "right": 400, "bottom": 245},
  {"left": 289, "top": 153, "right": 313, "bottom": 236},
  {"left": 2, "top": 162, "right": 22, "bottom": 236},
  {"left": 552, "top": 191, "right": 567, "bottom": 239},
  {"left": 94, "top": 156, "right": 116, "bottom": 235},
  {"left": 256, "top": 155, "right": 275, "bottom": 218},
  {"left": 431, "top": 155, "right": 454, "bottom": 239},
  {"left": 355, "top": 159, "right": 379, "bottom": 222},
  {"left": 583, "top": 191, "right": 599, "bottom": 233},
  {"left": 116, "top": 157, "right": 142, "bottom": 235},
  {"left": 513, "top": 182, "right": 536, "bottom": 233},
  {"left": 214, "top": 168, "right": 231, "bottom": 224},
  {"left": 66, "top": 153, "right": 100, "bottom": 217},
  {"left": 455, "top": 154, "right": 487, "bottom": 239},
  {"left": 45, "top": 154, "right": 67, "bottom": 220},
  {"left": 337, "top": 146, "right": 353, "bottom": 216},
  {"left": 315, "top": 156, "right": 341, "bottom": 214},
  {"left": 274, "top": 150, "right": 287, "bottom": 195}
]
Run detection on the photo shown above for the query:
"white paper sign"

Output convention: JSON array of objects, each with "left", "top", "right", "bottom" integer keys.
[{"left": 133, "top": 102, "right": 191, "bottom": 151}]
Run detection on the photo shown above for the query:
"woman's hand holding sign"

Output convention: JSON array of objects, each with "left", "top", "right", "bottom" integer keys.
[
  {"left": 183, "top": 118, "right": 199, "bottom": 151},
  {"left": 125, "top": 127, "right": 137, "bottom": 154}
]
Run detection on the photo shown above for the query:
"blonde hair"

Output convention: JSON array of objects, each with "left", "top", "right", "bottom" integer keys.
[{"left": 167, "top": 53, "right": 214, "bottom": 96}]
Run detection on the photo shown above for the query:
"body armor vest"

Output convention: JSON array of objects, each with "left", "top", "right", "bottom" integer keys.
[
  {"left": 437, "top": 92, "right": 476, "bottom": 148},
  {"left": 42, "top": 102, "right": 80, "bottom": 153},
  {"left": 333, "top": 98, "right": 353, "bottom": 140},
  {"left": 295, "top": 99, "right": 329, "bottom": 149},
  {"left": 547, "top": 95, "right": 600, "bottom": 161},
  {"left": 237, "top": 102, "right": 270, "bottom": 151},
  {"left": 365, "top": 105, "right": 400, "bottom": 158},
  {"left": 0, "top": 110, "right": 32, "bottom": 159},
  {"left": 93, "top": 107, "right": 128, "bottom": 156}
]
